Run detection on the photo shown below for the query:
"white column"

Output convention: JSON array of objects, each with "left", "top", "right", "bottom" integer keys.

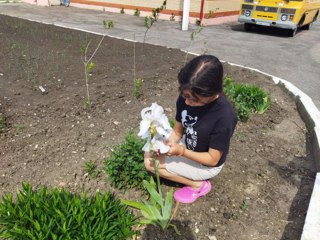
[{"left": 182, "top": 0, "right": 190, "bottom": 31}]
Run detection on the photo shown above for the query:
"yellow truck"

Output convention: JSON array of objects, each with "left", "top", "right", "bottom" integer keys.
[{"left": 238, "top": 0, "right": 320, "bottom": 36}]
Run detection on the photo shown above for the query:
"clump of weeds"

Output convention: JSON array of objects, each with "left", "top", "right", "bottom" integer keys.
[
  {"left": 103, "top": 20, "right": 114, "bottom": 29},
  {"left": 134, "top": 9, "right": 140, "bottom": 16},
  {"left": 83, "top": 160, "right": 100, "bottom": 178}
]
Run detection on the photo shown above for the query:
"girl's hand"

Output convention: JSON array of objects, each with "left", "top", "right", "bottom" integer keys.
[{"left": 166, "top": 143, "right": 185, "bottom": 157}]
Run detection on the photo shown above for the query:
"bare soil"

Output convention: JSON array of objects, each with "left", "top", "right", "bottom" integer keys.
[{"left": 0, "top": 15, "right": 316, "bottom": 240}]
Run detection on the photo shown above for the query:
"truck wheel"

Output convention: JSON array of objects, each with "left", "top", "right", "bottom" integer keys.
[
  {"left": 288, "top": 28, "right": 297, "bottom": 37},
  {"left": 305, "top": 22, "right": 313, "bottom": 30},
  {"left": 244, "top": 23, "right": 253, "bottom": 31}
]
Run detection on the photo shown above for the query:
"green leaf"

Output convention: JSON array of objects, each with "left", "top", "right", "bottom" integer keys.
[
  {"left": 143, "top": 179, "right": 163, "bottom": 207},
  {"left": 121, "top": 199, "right": 149, "bottom": 213}
]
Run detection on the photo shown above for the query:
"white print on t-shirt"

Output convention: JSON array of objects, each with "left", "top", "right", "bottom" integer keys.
[{"left": 181, "top": 110, "right": 198, "bottom": 150}]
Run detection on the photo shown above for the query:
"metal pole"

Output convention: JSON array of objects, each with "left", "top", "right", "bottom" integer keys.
[
  {"left": 182, "top": 0, "right": 190, "bottom": 31},
  {"left": 200, "top": 0, "right": 205, "bottom": 22}
]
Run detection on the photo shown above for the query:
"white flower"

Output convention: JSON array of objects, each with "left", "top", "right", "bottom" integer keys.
[{"left": 138, "top": 103, "right": 172, "bottom": 153}]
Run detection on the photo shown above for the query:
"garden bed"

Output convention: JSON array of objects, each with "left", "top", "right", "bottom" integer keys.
[{"left": 0, "top": 15, "right": 316, "bottom": 239}]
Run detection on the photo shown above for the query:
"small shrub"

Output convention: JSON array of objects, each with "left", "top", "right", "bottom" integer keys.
[
  {"left": 224, "top": 76, "right": 271, "bottom": 121},
  {"left": 134, "top": 9, "right": 140, "bottom": 17},
  {"left": 103, "top": 20, "right": 114, "bottom": 29},
  {"left": 120, "top": 8, "right": 125, "bottom": 14},
  {"left": 170, "top": 13, "right": 175, "bottom": 21},
  {"left": 104, "top": 131, "right": 149, "bottom": 190},
  {"left": 0, "top": 183, "right": 136, "bottom": 239},
  {"left": 134, "top": 78, "right": 143, "bottom": 98}
]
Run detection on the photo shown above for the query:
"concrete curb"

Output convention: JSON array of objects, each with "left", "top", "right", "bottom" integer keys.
[
  {"left": 2, "top": 12, "right": 320, "bottom": 239},
  {"left": 224, "top": 62, "right": 320, "bottom": 240}
]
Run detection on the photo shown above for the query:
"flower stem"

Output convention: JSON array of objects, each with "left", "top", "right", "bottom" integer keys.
[{"left": 151, "top": 152, "right": 163, "bottom": 201}]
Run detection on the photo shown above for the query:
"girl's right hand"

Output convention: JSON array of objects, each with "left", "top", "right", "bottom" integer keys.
[{"left": 166, "top": 143, "right": 185, "bottom": 157}]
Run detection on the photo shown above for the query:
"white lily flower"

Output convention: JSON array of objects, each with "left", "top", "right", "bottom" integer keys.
[{"left": 138, "top": 103, "right": 172, "bottom": 153}]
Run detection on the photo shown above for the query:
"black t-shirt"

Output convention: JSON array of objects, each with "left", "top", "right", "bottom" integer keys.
[{"left": 175, "top": 95, "right": 237, "bottom": 167}]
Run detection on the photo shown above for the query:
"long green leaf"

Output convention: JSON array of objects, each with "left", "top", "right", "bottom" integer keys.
[{"left": 143, "top": 179, "right": 163, "bottom": 207}]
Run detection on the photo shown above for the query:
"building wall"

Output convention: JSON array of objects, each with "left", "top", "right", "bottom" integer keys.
[
  {"left": 70, "top": 0, "right": 240, "bottom": 19},
  {"left": 21, "top": 0, "right": 241, "bottom": 24}
]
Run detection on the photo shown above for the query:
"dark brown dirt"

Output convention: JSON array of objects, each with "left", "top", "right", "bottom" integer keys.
[{"left": 0, "top": 15, "right": 316, "bottom": 240}]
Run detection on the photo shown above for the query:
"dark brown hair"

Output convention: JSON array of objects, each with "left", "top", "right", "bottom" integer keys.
[{"left": 178, "top": 55, "right": 223, "bottom": 98}]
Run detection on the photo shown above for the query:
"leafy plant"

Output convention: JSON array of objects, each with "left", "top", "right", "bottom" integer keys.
[
  {"left": 185, "top": 24, "right": 204, "bottom": 64},
  {"left": 240, "top": 200, "right": 249, "bottom": 211},
  {"left": 104, "top": 131, "right": 149, "bottom": 190},
  {"left": 134, "top": 78, "right": 143, "bottom": 98},
  {"left": 83, "top": 160, "right": 100, "bottom": 178},
  {"left": 122, "top": 150, "right": 179, "bottom": 233},
  {"left": 170, "top": 13, "right": 175, "bottom": 21},
  {"left": 14, "top": 124, "right": 25, "bottom": 131},
  {"left": 224, "top": 76, "right": 271, "bottom": 121},
  {"left": 134, "top": 9, "right": 140, "bottom": 17},
  {"left": 0, "top": 115, "right": 5, "bottom": 132},
  {"left": 120, "top": 8, "right": 125, "bottom": 14},
  {"left": 0, "top": 182, "right": 137, "bottom": 239},
  {"left": 103, "top": 20, "right": 114, "bottom": 29},
  {"left": 143, "top": 0, "right": 167, "bottom": 42},
  {"left": 80, "top": 36, "right": 105, "bottom": 107},
  {"left": 205, "top": 8, "right": 219, "bottom": 19},
  {"left": 122, "top": 175, "right": 178, "bottom": 233}
]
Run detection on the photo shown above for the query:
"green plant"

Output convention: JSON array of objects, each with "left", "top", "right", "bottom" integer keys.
[
  {"left": 185, "top": 24, "right": 204, "bottom": 64},
  {"left": 120, "top": 8, "right": 125, "bottom": 14},
  {"left": 240, "top": 200, "right": 249, "bottom": 211},
  {"left": 169, "top": 119, "right": 175, "bottom": 128},
  {"left": 134, "top": 78, "right": 143, "bottom": 98},
  {"left": 0, "top": 115, "right": 5, "bottom": 132},
  {"left": 205, "top": 8, "right": 219, "bottom": 19},
  {"left": 0, "top": 182, "right": 137, "bottom": 239},
  {"left": 170, "top": 13, "right": 175, "bottom": 21},
  {"left": 104, "top": 131, "right": 149, "bottom": 190},
  {"left": 103, "top": 20, "right": 114, "bottom": 29},
  {"left": 83, "top": 160, "right": 100, "bottom": 178},
  {"left": 14, "top": 124, "right": 25, "bottom": 131},
  {"left": 122, "top": 148, "right": 179, "bottom": 233},
  {"left": 122, "top": 175, "right": 179, "bottom": 233},
  {"left": 143, "top": 0, "right": 167, "bottom": 42},
  {"left": 224, "top": 76, "right": 271, "bottom": 121},
  {"left": 134, "top": 9, "right": 140, "bottom": 16},
  {"left": 80, "top": 36, "right": 105, "bottom": 107}
]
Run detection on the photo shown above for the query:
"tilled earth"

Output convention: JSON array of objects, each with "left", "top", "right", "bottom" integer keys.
[{"left": 0, "top": 15, "right": 316, "bottom": 240}]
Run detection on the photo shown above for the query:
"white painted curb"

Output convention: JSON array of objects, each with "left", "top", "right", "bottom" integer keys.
[
  {"left": 301, "top": 173, "right": 320, "bottom": 240},
  {"left": 222, "top": 63, "right": 320, "bottom": 240}
]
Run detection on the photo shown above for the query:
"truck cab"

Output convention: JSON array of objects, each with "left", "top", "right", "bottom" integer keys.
[{"left": 238, "top": 0, "right": 320, "bottom": 36}]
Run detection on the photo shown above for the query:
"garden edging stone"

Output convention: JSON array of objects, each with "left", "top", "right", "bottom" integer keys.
[{"left": 222, "top": 62, "right": 320, "bottom": 240}]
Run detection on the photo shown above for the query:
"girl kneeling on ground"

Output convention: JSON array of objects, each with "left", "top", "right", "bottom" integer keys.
[{"left": 144, "top": 55, "right": 237, "bottom": 204}]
